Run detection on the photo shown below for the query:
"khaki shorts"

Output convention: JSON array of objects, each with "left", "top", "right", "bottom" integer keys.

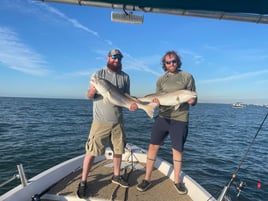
[{"left": 85, "top": 121, "right": 126, "bottom": 156}]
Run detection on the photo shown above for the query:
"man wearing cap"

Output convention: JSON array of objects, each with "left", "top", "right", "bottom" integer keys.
[{"left": 77, "top": 49, "right": 138, "bottom": 198}]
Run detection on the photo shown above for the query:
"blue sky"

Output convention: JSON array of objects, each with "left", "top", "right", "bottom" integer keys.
[{"left": 1, "top": 0, "right": 268, "bottom": 104}]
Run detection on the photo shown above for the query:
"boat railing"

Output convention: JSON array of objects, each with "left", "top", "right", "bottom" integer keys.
[{"left": 0, "top": 164, "right": 28, "bottom": 188}]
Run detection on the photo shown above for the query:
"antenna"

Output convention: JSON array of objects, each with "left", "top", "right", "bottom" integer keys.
[{"left": 111, "top": 7, "right": 144, "bottom": 24}]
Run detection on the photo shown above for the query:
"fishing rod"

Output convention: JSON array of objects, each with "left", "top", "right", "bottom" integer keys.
[{"left": 217, "top": 111, "right": 268, "bottom": 201}]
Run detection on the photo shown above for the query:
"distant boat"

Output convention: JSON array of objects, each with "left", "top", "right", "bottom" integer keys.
[{"left": 232, "top": 102, "right": 246, "bottom": 108}]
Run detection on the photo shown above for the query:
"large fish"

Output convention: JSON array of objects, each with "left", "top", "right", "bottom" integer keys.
[
  {"left": 90, "top": 77, "right": 158, "bottom": 118},
  {"left": 138, "top": 90, "right": 197, "bottom": 110}
]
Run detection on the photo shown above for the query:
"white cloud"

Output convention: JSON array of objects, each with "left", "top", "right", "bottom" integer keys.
[
  {"left": 39, "top": 3, "right": 100, "bottom": 37},
  {"left": 199, "top": 69, "right": 268, "bottom": 84},
  {"left": 180, "top": 49, "right": 204, "bottom": 65},
  {"left": 62, "top": 69, "right": 97, "bottom": 77},
  {"left": 124, "top": 53, "right": 161, "bottom": 76},
  {"left": 0, "top": 27, "right": 49, "bottom": 76}
]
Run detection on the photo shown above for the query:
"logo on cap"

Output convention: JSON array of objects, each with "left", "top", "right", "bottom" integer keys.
[{"left": 108, "top": 49, "right": 123, "bottom": 57}]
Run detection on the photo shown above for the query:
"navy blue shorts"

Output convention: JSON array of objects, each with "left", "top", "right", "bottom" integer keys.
[{"left": 150, "top": 116, "right": 188, "bottom": 152}]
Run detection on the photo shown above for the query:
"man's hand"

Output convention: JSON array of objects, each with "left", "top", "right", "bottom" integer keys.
[
  {"left": 87, "top": 85, "right": 97, "bottom": 99},
  {"left": 188, "top": 98, "right": 196, "bottom": 105},
  {"left": 152, "top": 98, "right": 160, "bottom": 107},
  {"left": 129, "top": 102, "right": 138, "bottom": 111}
]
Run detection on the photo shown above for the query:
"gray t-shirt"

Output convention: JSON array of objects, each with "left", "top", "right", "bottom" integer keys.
[
  {"left": 156, "top": 70, "right": 196, "bottom": 122},
  {"left": 90, "top": 67, "right": 130, "bottom": 124}
]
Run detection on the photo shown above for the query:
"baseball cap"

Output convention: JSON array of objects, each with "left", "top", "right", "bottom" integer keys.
[{"left": 108, "top": 49, "right": 123, "bottom": 58}]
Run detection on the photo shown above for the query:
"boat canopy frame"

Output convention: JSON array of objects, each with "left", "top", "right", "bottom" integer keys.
[{"left": 40, "top": 0, "right": 268, "bottom": 24}]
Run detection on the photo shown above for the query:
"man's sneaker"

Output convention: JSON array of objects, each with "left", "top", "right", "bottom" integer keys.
[
  {"left": 77, "top": 181, "right": 87, "bottom": 198},
  {"left": 136, "top": 180, "right": 152, "bottom": 192},
  {"left": 174, "top": 182, "right": 188, "bottom": 194},
  {"left": 111, "top": 175, "right": 129, "bottom": 188}
]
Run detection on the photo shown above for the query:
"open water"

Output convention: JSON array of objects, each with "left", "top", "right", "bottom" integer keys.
[{"left": 0, "top": 97, "right": 267, "bottom": 201}]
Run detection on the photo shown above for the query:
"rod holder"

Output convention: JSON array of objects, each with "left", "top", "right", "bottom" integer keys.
[{"left": 17, "top": 164, "right": 28, "bottom": 187}]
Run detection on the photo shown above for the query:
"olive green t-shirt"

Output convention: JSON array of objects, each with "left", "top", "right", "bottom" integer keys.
[{"left": 156, "top": 70, "right": 196, "bottom": 122}]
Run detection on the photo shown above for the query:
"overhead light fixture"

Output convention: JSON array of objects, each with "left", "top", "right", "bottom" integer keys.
[{"left": 111, "top": 7, "right": 144, "bottom": 24}]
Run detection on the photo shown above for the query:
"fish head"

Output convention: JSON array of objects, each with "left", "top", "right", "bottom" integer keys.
[
  {"left": 177, "top": 90, "right": 197, "bottom": 103},
  {"left": 90, "top": 76, "right": 110, "bottom": 95}
]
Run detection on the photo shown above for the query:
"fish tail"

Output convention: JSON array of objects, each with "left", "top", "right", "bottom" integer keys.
[{"left": 139, "top": 102, "right": 158, "bottom": 118}]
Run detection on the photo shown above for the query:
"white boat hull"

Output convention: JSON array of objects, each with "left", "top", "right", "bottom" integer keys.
[{"left": 0, "top": 144, "right": 216, "bottom": 201}]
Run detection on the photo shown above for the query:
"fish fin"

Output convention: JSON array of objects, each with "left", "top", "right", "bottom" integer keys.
[
  {"left": 142, "top": 102, "right": 158, "bottom": 118},
  {"left": 103, "top": 91, "right": 112, "bottom": 104},
  {"left": 174, "top": 96, "right": 181, "bottom": 110},
  {"left": 174, "top": 104, "right": 180, "bottom": 110},
  {"left": 103, "top": 97, "right": 110, "bottom": 104}
]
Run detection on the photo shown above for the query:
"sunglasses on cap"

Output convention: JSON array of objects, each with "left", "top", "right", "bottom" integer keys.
[
  {"left": 165, "top": 59, "right": 177, "bottom": 65},
  {"left": 110, "top": 55, "right": 122, "bottom": 61}
]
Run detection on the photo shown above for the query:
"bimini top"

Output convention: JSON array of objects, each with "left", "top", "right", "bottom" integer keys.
[{"left": 40, "top": 0, "right": 268, "bottom": 24}]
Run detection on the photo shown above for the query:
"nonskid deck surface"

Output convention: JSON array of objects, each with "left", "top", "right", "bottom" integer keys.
[{"left": 43, "top": 159, "right": 192, "bottom": 201}]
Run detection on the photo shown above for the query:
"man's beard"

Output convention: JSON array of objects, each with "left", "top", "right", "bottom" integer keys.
[{"left": 107, "top": 62, "right": 122, "bottom": 72}]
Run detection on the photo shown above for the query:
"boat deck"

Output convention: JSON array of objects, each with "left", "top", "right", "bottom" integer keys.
[{"left": 42, "top": 159, "right": 193, "bottom": 201}]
